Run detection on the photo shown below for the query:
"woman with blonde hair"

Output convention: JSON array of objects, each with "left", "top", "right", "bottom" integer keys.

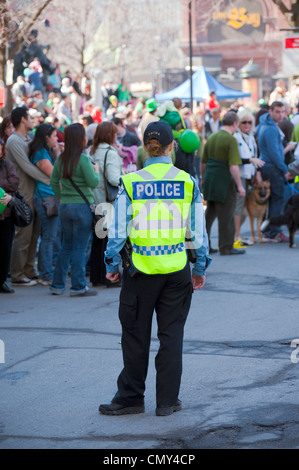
[{"left": 234, "top": 108, "right": 264, "bottom": 244}]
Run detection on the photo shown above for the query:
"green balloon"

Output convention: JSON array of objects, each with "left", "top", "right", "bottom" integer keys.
[{"left": 179, "top": 129, "right": 200, "bottom": 153}]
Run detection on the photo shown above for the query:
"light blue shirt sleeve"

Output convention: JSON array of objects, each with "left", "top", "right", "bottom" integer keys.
[
  {"left": 188, "top": 176, "right": 212, "bottom": 276},
  {"left": 104, "top": 186, "right": 131, "bottom": 273}
]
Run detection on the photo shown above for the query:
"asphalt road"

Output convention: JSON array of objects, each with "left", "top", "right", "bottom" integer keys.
[{"left": 1, "top": 221, "right": 299, "bottom": 450}]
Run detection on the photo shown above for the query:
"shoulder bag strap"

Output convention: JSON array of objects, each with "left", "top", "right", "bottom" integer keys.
[
  {"left": 69, "top": 178, "right": 94, "bottom": 214},
  {"left": 103, "top": 149, "right": 110, "bottom": 201},
  {"left": 103, "top": 149, "right": 110, "bottom": 178}
]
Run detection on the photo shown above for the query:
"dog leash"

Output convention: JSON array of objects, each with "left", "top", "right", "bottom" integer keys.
[{"left": 284, "top": 179, "right": 299, "bottom": 194}]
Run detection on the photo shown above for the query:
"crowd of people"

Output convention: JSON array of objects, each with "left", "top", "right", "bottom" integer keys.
[{"left": 1, "top": 67, "right": 299, "bottom": 294}]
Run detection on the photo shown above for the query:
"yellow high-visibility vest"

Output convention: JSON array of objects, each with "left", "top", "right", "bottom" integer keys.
[{"left": 122, "top": 163, "right": 194, "bottom": 274}]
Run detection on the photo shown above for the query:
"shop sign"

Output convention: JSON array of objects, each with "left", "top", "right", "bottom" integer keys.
[
  {"left": 285, "top": 38, "right": 299, "bottom": 49},
  {"left": 212, "top": 8, "right": 261, "bottom": 29}
]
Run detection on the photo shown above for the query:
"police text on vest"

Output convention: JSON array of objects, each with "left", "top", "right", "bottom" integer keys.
[{"left": 132, "top": 181, "right": 185, "bottom": 200}]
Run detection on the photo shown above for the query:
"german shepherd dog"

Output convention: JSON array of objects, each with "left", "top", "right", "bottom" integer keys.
[
  {"left": 261, "top": 194, "right": 299, "bottom": 248},
  {"left": 245, "top": 181, "right": 271, "bottom": 243}
]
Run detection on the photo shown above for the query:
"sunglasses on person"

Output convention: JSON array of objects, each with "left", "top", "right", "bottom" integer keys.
[
  {"left": 240, "top": 120, "right": 253, "bottom": 125},
  {"left": 43, "top": 124, "right": 56, "bottom": 136}
]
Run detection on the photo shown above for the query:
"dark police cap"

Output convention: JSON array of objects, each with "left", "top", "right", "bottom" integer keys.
[{"left": 143, "top": 121, "right": 173, "bottom": 146}]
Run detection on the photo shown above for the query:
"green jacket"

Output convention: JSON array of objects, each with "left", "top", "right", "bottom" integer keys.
[{"left": 51, "top": 153, "right": 100, "bottom": 204}]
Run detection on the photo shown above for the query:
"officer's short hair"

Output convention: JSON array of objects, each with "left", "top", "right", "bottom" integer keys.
[{"left": 146, "top": 139, "right": 170, "bottom": 157}]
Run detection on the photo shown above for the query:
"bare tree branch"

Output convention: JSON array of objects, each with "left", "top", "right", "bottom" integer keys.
[
  {"left": 9, "top": 0, "right": 54, "bottom": 57},
  {"left": 272, "top": 0, "right": 289, "bottom": 15},
  {"left": 271, "top": 0, "right": 299, "bottom": 27}
]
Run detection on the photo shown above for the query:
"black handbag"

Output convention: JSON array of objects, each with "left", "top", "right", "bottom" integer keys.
[
  {"left": 103, "top": 150, "right": 119, "bottom": 203},
  {"left": 10, "top": 191, "right": 33, "bottom": 227}
]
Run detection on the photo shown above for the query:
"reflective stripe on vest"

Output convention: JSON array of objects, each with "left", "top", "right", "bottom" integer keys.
[
  {"left": 131, "top": 241, "right": 185, "bottom": 256},
  {"left": 122, "top": 163, "right": 194, "bottom": 275}
]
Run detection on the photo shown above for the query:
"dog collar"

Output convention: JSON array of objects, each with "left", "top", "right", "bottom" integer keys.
[{"left": 254, "top": 199, "right": 267, "bottom": 205}]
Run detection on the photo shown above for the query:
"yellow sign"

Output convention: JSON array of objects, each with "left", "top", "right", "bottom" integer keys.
[{"left": 213, "top": 8, "right": 261, "bottom": 29}]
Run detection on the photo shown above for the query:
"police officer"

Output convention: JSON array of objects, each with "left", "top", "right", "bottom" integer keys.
[{"left": 99, "top": 121, "right": 211, "bottom": 416}]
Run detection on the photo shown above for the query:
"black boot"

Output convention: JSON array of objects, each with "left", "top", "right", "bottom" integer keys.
[{"left": 0, "top": 282, "right": 15, "bottom": 293}]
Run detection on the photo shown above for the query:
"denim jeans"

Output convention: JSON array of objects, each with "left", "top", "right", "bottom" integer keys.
[
  {"left": 50, "top": 203, "right": 92, "bottom": 295},
  {"left": 33, "top": 195, "right": 59, "bottom": 281},
  {"left": 53, "top": 216, "right": 62, "bottom": 263},
  {"left": 260, "top": 164, "right": 285, "bottom": 237}
]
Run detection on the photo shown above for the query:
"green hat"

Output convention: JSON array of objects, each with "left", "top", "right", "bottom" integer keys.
[{"left": 145, "top": 98, "right": 158, "bottom": 113}]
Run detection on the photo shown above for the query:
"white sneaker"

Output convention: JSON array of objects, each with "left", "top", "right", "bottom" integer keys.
[
  {"left": 240, "top": 237, "right": 254, "bottom": 246},
  {"left": 12, "top": 277, "right": 37, "bottom": 286},
  {"left": 262, "top": 235, "right": 279, "bottom": 243},
  {"left": 37, "top": 279, "right": 52, "bottom": 286}
]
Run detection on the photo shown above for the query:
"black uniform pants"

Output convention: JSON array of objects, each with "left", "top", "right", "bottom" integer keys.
[
  {"left": 0, "top": 217, "right": 15, "bottom": 287},
  {"left": 90, "top": 235, "right": 107, "bottom": 285},
  {"left": 112, "top": 263, "right": 193, "bottom": 407}
]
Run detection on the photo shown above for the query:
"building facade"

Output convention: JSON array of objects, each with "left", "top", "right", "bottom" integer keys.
[{"left": 181, "top": 0, "right": 291, "bottom": 81}]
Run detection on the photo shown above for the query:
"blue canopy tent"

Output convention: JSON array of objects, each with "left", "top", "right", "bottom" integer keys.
[{"left": 155, "top": 66, "right": 251, "bottom": 102}]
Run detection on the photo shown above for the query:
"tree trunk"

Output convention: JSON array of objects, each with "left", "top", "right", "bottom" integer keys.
[
  {"left": 0, "top": 44, "right": 6, "bottom": 117},
  {"left": 5, "top": 85, "right": 13, "bottom": 115},
  {"left": 1, "top": 0, "right": 54, "bottom": 114}
]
